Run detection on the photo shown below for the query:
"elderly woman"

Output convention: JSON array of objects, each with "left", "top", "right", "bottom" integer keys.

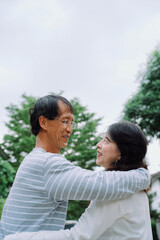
[{"left": 4, "top": 121, "right": 153, "bottom": 240}]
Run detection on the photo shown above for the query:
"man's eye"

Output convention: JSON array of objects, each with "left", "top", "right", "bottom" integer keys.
[{"left": 63, "top": 120, "right": 68, "bottom": 124}]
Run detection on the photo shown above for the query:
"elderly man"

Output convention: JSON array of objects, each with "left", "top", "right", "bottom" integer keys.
[{"left": 0, "top": 95, "right": 150, "bottom": 240}]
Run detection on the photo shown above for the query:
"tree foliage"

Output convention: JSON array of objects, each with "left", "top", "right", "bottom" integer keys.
[
  {"left": 2, "top": 94, "right": 36, "bottom": 168},
  {"left": 122, "top": 48, "right": 160, "bottom": 238},
  {"left": 0, "top": 157, "right": 15, "bottom": 198},
  {"left": 123, "top": 49, "right": 160, "bottom": 140},
  {"left": 0, "top": 198, "right": 6, "bottom": 218},
  {"left": 1, "top": 94, "right": 102, "bottom": 220},
  {"left": 148, "top": 193, "right": 160, "bottom": 240}
]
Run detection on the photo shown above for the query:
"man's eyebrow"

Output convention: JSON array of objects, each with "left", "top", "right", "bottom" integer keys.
[{"left": 61, "top": 116, "right": 74, "bottom": 120}]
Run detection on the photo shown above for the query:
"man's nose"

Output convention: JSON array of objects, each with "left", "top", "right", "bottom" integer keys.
[{"left": 66, "top": 124, "right": 73, "bottom": 133}]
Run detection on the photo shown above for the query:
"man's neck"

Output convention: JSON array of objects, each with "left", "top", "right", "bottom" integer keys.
[{"left": 36, "top": 133, "right": 60, "bottom": 154}]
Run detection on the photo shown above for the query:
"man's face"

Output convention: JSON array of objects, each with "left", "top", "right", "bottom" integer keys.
[{"left": 45, "top": 101, "right": 74, "bottom": 153}]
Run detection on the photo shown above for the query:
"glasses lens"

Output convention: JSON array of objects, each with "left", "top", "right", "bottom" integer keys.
[{"left": 72, "top": 122, "right": 77, "bottom": 129}]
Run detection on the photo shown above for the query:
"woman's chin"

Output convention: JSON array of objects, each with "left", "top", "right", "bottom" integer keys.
[{"left": 96, "top": 159, "right": 100, "bottom": 166}]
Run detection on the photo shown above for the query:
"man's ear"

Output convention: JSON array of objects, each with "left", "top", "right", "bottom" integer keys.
[{"left": 39, "top": 116, "right": 48, "bottom": 131}]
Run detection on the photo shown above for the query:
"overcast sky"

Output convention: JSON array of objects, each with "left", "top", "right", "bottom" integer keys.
[{"left": 1, "top": 0, "right": 160, "bottom": 173}]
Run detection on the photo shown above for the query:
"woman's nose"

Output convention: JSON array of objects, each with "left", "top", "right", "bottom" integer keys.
[{"left": 96, "top": 141, "right": 102, "bottom": 148}]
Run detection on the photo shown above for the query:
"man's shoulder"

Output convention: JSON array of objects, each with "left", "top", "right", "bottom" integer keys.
[
  {"left": 39, "top": 151, "right": 74, "bottom": 169},
  {"left": 21, "top": 148, "right": 67, "bottom": 169},
  {"left": 28, "top": 148, "right": 64, "bottom": 160}
]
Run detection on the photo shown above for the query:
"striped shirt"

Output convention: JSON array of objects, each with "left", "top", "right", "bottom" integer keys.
[{"left": 0, "top": 148, "right": 150, "bottom": 239}]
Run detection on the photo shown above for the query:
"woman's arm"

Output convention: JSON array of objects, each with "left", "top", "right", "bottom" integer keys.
[
  {"left": 3, "top": 230, "right": 72, "bottom": 240},
  {"left": 4, "top": 200, "right": 122, "bottom": 240}
]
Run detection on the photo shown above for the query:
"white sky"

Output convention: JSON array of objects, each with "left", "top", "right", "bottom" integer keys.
[{"left": 0, "top": 0, "right": 160, "bottom": 174}]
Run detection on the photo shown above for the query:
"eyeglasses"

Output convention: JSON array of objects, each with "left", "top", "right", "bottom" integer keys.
[{"left": 54, "top": 118, "right": 77, "bottom": 129}]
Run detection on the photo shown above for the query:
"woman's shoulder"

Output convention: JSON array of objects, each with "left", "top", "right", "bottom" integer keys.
[
  {"left": 92, "top": 191, "right": 148, "bottom": 214},
  {"left": 118, "top": 191, "right": 148, "bottom": 205},
  {"left": 118, "top": 191, "right": 149, "bottom": 215},
  {"left": 125, "top": 191, "right": 147, "bottom": 201}
]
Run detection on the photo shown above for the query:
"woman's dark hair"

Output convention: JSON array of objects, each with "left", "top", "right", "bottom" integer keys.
[
  {"left": 107, "top": 121, "right": 148, "bottom": 171},
  {"left": 30, "top": 95, "right": 73, "bottom": 136}
]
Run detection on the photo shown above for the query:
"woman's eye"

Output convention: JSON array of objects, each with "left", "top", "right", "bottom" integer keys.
[{"left": 102, "top": 138, "right": 108, "bottom": 143}]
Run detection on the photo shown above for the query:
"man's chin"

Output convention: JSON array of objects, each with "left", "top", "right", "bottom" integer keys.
[{"left": 61, "top": 142, "right": 68, "bottom": 148}]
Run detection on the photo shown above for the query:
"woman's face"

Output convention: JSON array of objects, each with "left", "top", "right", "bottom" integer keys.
[{"left": 96, "top": 133, "right": 121, "bottom": 169}]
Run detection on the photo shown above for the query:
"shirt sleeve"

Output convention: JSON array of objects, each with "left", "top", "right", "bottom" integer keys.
[
  {"left": 3, "top": 231, "right": 72, "bottom": 240},
  {"left": 68, "top": 200, "right": 123, "bottom": 240},
  {"left": 0, "top": 221, "right": 4, "bottom": 240},
  {"left": 43, "top": 155, "right": 150, "bottom": 201}
]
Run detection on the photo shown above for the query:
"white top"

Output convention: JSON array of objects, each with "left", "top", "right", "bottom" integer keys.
[{"left": 4, "top": 191, "right": 153, "bottom": 240}]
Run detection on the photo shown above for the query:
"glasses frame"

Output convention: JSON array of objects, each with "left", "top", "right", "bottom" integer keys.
[{"left": 54, "top": 118, "right": 77, "bottom": 129}]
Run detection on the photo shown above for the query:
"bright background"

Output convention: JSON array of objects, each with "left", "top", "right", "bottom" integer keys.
[{"left": 1, "top": 0, "right": 160, "bottom": 173}]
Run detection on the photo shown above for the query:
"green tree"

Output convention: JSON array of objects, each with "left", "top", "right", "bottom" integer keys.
[
  {"left": 122, "top": 48, "right": 160, "bottom": 140},
  {"left": 2, "top": 94, "right": 102, "bottom": 220},
  {"left": 0, "top": 198, "right": 6, "bottom": 218},
  {"left": 122, "top": 48, "right": 160, "bottom": 238},
  {"left": 2, "top": 94, "right": 36, "bottom": 168},
  {"left": 148, "top": 193, "right": 160, "bottom": 240},
  {"left": 0, "top": 157, "right": 15, "bottom": 198}
]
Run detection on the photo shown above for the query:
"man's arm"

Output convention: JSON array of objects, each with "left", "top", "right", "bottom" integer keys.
[
  {"left": 43, "top": 155, "right": 150, "bottom": 201},
  {"left": 0, "top": 221, "right": 4, "bottom": 240}
]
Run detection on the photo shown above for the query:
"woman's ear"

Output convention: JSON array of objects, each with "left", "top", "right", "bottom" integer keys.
[
  {"left": 117, "top": 153, "right": 121, "bottom": 160},
  {"left": 39, "top": 116, "right": 48, "bottom": 131}
]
